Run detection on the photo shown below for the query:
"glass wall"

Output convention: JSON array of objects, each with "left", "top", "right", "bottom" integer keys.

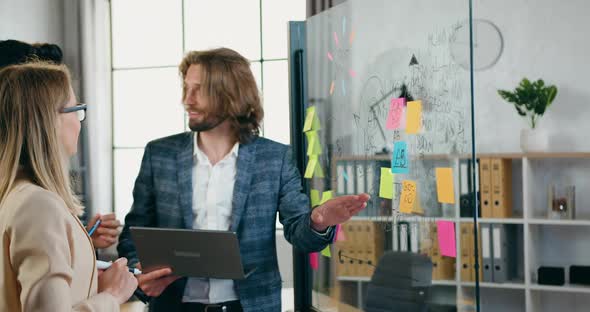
[
  {"left": 473, "top": 0, "right": 590, "bottom": 311},
  {"left": 302, "top": 0, "right": 477, "bottom": 310}
]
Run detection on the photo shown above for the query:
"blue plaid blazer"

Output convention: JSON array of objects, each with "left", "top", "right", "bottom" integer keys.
[{"left": 118, "top": 132, "right": 333, "bottom": 312}]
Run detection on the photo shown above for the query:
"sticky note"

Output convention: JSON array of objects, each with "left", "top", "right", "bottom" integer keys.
[
  {"left": 379, "top": 167, "right": 394, "bottom": 199},
  {"left": 310, "top": 252, "right": 319, "bottom": 270},
  {"left": 335, "top": 224, "right": 346, "bottom": 241},
  {"left": 386, "top": 98, "right": 405, "bottom": 130},
  {"left": 349, "top": 69, "right": 357, "bottom": 78},
  {"left": 342, "top": 170, "right": 349, "bottom": 182},
  {"left": 321, "top": 245, "right": 332, "bottom": 258},
  {"left": 330, "top": 81, "right": 335, "bottom": 95},
  {"left": 310, "top": 189, "right": 320, "bottom": 207},
  {"left": 392, "top": 141, "right": 409, "bottom": 174},
  {"left": 304, "top": 155, "right": 324, "bottom": 179},
  {"left": 399, "top": 180, "right": 417, "bottom": 214},
  {"left": 304, "top": 156, "right": 317, "bottom": 178},
  {"left": 436, "top": 220, "right": 456, "bottom": 258},
  {"left": 306, "top": 131, "right": 322, "bottom": 156},
  {"left": 406, "top": 100, "right": 422, "bottom": 134},
  {"left": 327, "top": 52, "right": 333, "bottom": 61},
  {"left": 303, "top": 106, "right": 320, "bottom": 132},
  {"left": 320, "top": 190, "right": 333, "bottom": 205},
  {"left": 436, "top": 167, "right": 455, "bottom": 204},
  {"left": 333, "top": 31, "right": 339, "bottom": 46}
]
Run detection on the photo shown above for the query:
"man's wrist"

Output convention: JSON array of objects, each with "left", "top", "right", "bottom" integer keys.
[{"left": 310, "top": 209, "right": 329, "bottom": 232}]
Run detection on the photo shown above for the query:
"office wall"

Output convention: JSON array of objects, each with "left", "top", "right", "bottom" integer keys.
[
  {"left": 474, "top": 0, "right": 590, "bottom": 153},
  {"left": 0, "top": 0, "right": 65, "bottom": 46}
]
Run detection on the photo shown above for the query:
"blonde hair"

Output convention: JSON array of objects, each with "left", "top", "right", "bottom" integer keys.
[
  {"left": 179, "top": 48, "right": 263, "bottom": 144},
  {"left": 0, "top": 62, "right": 83, "bottom": 214}
]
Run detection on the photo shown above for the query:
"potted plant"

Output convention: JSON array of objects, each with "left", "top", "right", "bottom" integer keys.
[{"left": 498, "top": 78, "right": 558, "bottom": 151}]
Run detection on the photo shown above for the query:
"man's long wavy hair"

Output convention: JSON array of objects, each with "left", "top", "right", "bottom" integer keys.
[{"left": 179, "top": 48, "right": 263, "bottom": 144}]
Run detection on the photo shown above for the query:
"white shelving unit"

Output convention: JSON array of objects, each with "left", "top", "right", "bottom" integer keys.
[{"left": 341, "top": 153, "right": 590, "bottom": 312}]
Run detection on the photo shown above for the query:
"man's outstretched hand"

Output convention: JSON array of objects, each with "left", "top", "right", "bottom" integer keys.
[{"left": 310, "top": 193, "right": 370, "bottom": 232}]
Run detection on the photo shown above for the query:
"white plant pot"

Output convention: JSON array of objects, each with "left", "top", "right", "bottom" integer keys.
[{"left": 520, "top": 128, "right": 549, "bottom": 152}]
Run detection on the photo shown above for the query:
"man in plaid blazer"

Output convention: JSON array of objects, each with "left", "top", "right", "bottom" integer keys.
[{"left": 118, "top": 48, "right": 369, "bottom": 312}]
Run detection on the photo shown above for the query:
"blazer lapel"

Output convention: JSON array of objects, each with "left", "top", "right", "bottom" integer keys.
[
  {"left": 230, "top": 140, "right": 257, "bottom": 232},
  {"left": 177, "top": 132, "right": 195, "bottom": 229}
]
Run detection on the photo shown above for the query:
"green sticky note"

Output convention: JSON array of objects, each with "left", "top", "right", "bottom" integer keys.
[
  {"left": 304, "top": 156, "right": 318, "bottom": 179},
  {"left": 304, "top": 155, "right": 324, "bottom": 179},
  {"left": 321, "top": 245, "right": 332, "bottom": 258},
  {"left": 311, "top": 189, "right": 320, "bottom": 207},
  {"left": 306, "top": 131, "right": 322, "bottom": 156},
  {"left": 320, "top": 190, "right": 333, "bottom": 205},
  {"left": 303, "top": 106, "right": 321, "bottom": 132},
  {"left": 379, "top": 167, "right": 395, "bottom": 199}
]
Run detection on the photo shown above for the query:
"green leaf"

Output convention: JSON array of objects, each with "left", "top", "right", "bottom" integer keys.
[{"left": 497, "top": 77, "right": 558, "bottom": 129}]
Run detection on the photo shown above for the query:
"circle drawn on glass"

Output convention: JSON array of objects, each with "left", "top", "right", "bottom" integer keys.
[{"left": 449, "top": 19, "right": 504, "bottom": 71}]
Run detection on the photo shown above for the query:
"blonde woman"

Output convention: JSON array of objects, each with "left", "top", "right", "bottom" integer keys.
[{"left": 0, "top": 62, "right": 137, "bottom": 311}]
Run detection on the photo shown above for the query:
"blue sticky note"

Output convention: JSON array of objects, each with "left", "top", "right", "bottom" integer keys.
[
  {"left": 342, "top": 170, "right": 349, "bottom": 182},
  {"left": 392, "top": 141, "right": 409, "bottom": 174}
]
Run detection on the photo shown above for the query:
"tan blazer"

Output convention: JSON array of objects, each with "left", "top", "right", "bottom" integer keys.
[{"left": 0, "top": 181, "right": 119, "bottom": 311}]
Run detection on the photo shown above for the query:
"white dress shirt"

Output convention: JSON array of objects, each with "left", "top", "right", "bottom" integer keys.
[{"left": 183, "top": 133, "right": 240, "bottom": 303}]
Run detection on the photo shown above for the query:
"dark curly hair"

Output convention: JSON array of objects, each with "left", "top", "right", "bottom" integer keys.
[{"left": 0, "top": 40, "right": 63, "bottom": 68}]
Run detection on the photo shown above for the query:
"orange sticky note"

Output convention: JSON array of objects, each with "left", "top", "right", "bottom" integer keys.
[
  {"left": 379, "top": 167, "right": 394, "bottom": 199},
  {"left": 436, "top": 167, "right": 455, "bottom": 204},
  {"left": 406, "top": 100, "right": 422, "bottom": 134},
  {"left": 306, "top": 131, "right": 322, "bottom": 156},
  {"left": 399, "top": 180, "right": 417, "bottom": 214}
]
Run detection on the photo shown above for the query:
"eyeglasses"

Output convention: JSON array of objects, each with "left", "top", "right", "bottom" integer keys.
[{"left": 60, "top": 103, "right": 87, "bottom": 122}]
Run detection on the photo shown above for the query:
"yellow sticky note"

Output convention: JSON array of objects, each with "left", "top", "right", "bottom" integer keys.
[
  {"left": 320, "top": 190, "right": 333, "bottom": 205},
  {"left": 379, "top": 167, "right": 395, "bottom": 199},
  {"left": 311, "top": 189, "right": 320, "bottom": 207},
  {"left": 304, "top": 155, "right": 324, "bottom": 179},
  {"left": 314, "top": 159, "right": 324, "bottom": 178},
  {"left": 406, "top": 100, "right": 422, "bottom": 134},
  {"left": 304, "top": 156, "right": 318, "bottom": 179},
  {"left": 436, "top": 167, "right": 455, "bottom": 204},
  {"left": 321, "top": 245, "right": 332, "bottom": 258},
  {"left": 306, "top": 131, "right": 322, "bottom": 156},
  {"left": 303, "top": 106, "right": 321, "bottom": 132},
  {"left": 399, "top": 180, "right": 417, "bottom": 214}
]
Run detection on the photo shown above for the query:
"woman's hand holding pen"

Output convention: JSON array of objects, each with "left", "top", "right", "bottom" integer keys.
[
  {"left": 98, "top": 258, "right": 138, "bottom": 304},
  {"left": 135, "top": 262, "right": 181, "bottom": 297},
  {"left": 86, "top": 213, "right": 121, "bottom": 248}
]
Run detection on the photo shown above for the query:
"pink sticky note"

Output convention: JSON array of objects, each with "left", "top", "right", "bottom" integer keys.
[
  {"left": 436, "top": 221, "right": 456, "bottom": 258},
  {"left": 335, "top": 224, "right": 346, "bottom": 242},
  {"left": 386, "top": 98, "right": 406, "bottom": 130},
  {"left": 349, "top": 69, "right": 357, "bottom": 78},
  {"left": 327, "top": 52, "right": 334, "bottom": 61},
  {"left": 310, "top": 252, "right": 319, "bottom": 270},
  {"left": 333, "top": 31, "right": 340, "bottom": 46}
]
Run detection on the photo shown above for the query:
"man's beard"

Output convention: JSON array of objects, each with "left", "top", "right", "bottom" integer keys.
[{"left": 188, "top": 113, "right": 227, "bottom": 132}]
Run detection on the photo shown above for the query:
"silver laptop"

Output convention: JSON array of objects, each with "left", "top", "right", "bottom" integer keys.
[{"left": 130, "top": 226, "right": 246, "bottom": 279}]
